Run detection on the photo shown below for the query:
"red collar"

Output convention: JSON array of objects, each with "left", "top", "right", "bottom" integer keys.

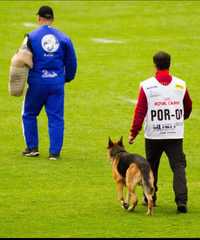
[{"left": 155, "top": 70, "right": 172, "bottom": 85}]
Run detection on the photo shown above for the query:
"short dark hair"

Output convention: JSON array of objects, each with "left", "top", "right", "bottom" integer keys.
[
  {"left": 37, "top": 6, "right": 54, "bottom": 20},
  {"left": 153, "top": 51, "right": 171, "bottom": 70}
]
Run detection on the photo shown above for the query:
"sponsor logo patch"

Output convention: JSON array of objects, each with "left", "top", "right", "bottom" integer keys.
[{"left": 41, "top": 34, "right": 59, "bottom": 53}]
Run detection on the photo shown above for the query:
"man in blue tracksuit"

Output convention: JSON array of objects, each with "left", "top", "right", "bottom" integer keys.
[{"left": 22, "top": 6, "right": 77, "bottom": 160}]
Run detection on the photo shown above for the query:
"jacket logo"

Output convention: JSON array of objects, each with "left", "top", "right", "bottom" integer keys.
[
  {"left": 41, "top": 34, "right": 60, "bottom": 53},
  {"left": 42, "top": 70, "right": 58, "bottom": 78}
]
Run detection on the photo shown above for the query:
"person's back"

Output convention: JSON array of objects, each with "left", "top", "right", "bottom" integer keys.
[
  {"left": 27, "top": 25, "right": 76, "bottom": 85},
  {"left": 141, "top": 75, "right": 186, "bottom": 140},
  {"left": 21, "top": 6, "right": 77, "bottom": 160}
]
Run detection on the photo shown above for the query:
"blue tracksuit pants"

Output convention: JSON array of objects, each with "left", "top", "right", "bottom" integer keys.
[{"left": 22, "top": 83, "right": 64, "bottom": 155}]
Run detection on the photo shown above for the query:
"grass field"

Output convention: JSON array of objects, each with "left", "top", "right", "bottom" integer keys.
[{"left": 0, "top": 0, "right": 200, "bottom": 238}]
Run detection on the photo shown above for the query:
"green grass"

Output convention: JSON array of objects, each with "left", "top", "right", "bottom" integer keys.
[{"left": 0, "top": 0, "right": 200, "bottom": 237}]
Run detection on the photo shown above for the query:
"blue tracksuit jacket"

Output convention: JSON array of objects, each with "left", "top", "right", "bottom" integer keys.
[{"left": 22, "top": 25, "right": 77, "bottom": 154}]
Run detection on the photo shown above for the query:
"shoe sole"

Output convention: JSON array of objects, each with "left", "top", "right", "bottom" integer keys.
[
  {"left": 177, "top": 210, "right": 187, "bottom": 213},
  {"left": 48, "top": 157, "right": 58, "bottom": 160},
  {"left": 23, "top": 152, "right": 40, "bottom": 157}
]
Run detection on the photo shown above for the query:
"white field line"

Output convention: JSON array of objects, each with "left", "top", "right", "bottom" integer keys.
[
  {"left": 91, "top": 38, "right": 125, "bottom": 44},
  {"left": 23, "top": 22, "right": 38, "bottom": 28},
  {"left": 118, "top": 96, "right": 137, "bottom": 105}
]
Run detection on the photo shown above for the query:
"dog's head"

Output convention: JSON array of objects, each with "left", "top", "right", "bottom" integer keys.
[{"left": 107, "top": 136, "right": 125, "bottom": 161}]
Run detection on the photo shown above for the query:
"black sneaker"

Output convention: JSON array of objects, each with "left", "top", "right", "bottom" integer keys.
[
  {"left": 48, "top": 153, "right": 60, "bottom": 160},
  {"left": 177, "top": 204, "right": 187, "bottom": 213},
  {"left": 22, "top": 148, "right": 39, "bottom": 157}
]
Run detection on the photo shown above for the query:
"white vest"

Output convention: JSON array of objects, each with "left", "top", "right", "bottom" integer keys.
[{"left": 141, "top": 76, "right": 186, "bottom": 139}]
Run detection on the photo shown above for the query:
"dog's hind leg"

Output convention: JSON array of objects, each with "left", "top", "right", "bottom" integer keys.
[
  {"left": 126, "top": 190, "right": 138, "bottom": 212},
  {"left": 125, "top": 165, "right": 141, "bottom": 212},
  {"left": 116, "top": 180, "right": 127, "bottom": 209},
  {"left": 144, "top": 192, "right": 154, "bottom": 216},
  {"left": 143, "top": 173, "right": 154, "bottom": 215}
]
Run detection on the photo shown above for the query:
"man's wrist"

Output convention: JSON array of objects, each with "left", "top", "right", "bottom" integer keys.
[{"left": 129, "top": 129, "right": 134, "bottom": 136}]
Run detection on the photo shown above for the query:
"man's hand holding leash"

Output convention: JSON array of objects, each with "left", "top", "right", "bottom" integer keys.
[{"left": 128, "top": 135, "right": 134, "bottom": 144}]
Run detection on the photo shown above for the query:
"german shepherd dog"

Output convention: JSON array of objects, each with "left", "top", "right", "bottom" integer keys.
[{"left": 107, "top": 137, "right": 154, "bottom": 215}]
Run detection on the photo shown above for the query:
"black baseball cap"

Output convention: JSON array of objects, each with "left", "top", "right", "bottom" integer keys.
[{"left": 37, "top": 6, "right": 54, "bottom": 19}]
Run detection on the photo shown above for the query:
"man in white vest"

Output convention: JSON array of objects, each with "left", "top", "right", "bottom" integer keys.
[{"left": 128, "top": 51, "right": 192, "bottom": 213}]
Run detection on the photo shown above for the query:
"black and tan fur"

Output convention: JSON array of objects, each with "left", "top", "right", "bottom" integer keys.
[{"left": 107, "top": 136, "right": 155, "bottom": 215}]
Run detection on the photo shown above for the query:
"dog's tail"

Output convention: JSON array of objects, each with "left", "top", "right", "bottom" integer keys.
[{"left": 140, "top": 163, "right": 154, "bottom": 194}]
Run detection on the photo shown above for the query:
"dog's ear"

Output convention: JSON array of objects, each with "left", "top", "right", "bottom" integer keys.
[
  {"left": 118, "top": 136, "right": 123, "bottom": 147},
  {"left": 108, "top": 137, "right": 114, "bottom": 148}
]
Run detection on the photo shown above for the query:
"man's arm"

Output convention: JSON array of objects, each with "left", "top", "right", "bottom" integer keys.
[
  {"left": 128, "top": 87, "right": 147, "bottom": 143},
  {"left": 19, "top": 34, "right": 32, "bottom": 52},
  {"left": 64, "top": 38, "right": 77, "bottom": 82},
  {"left": 183, "top": 88, "right": 192, "bottom": 119}
]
